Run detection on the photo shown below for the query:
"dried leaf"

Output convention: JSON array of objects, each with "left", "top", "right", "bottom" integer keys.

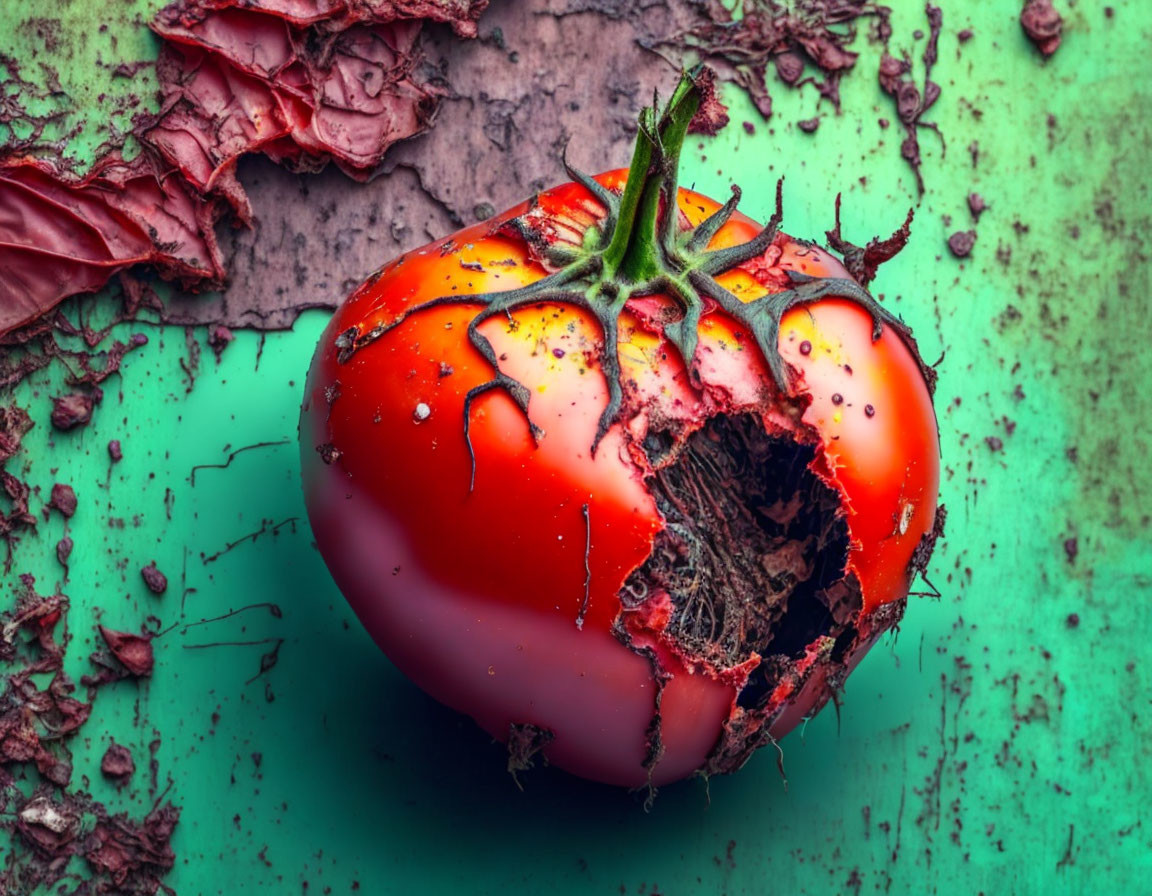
[
  {"left": 0, "top": 153, "right": 225, "bottom": 336},
  {"left": 97, "top": 626, "right": 155, "bottom": 678}
]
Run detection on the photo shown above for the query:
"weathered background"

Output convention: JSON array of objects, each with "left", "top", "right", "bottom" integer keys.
[{"left": 2, "top": 0, "right": 1150, "bottom": 892}]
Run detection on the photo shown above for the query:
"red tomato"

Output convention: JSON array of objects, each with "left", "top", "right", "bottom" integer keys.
[{"left": 301, "top": 76, "right": 940, "bottom": 790}]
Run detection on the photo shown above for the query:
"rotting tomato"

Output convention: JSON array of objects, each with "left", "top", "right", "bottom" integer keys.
[{"left": 300, "top": 67, "right": 942, "bottom": 792}]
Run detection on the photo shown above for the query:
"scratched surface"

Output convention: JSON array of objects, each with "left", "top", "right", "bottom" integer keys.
[{"left": 2, "top": 1, "right": 1151, "bottom": 893}]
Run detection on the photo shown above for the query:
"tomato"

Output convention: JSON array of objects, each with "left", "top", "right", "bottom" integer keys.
[{"left": 300, "top": 70, "right": 940, "bottom": 790}]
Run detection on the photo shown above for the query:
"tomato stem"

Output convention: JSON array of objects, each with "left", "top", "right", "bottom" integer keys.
[{"left": 603, "top": 70, "right": 701, "bottom": 284}]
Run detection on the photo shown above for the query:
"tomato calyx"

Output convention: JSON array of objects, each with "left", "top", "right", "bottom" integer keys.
[
  {"left": 825, "top": 195, "right": 914, "bottom": 289},
  {"left": 332, "top": 66, "right": 920, "bottom": 487}
]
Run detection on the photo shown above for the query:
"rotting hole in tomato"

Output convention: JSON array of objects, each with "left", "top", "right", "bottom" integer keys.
[{"left": 622, "top": 414, "right": 859, "bottom": 711}]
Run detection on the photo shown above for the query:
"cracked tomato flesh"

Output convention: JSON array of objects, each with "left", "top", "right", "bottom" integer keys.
[{"left": 300, "top": 170, "right": 939, "bottom": 787}]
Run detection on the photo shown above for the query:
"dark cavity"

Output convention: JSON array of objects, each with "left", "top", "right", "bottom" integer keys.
[{"left": 623, "top": 414, "right": 859, "bottom": 708}]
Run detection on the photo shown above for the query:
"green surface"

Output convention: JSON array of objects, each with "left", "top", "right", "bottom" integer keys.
[
  {"left": 0, "top": 2, "right": 160, "bottom": 166},
  {"left": 3, "top": 1, "right": 1151, "bottom": 893}
]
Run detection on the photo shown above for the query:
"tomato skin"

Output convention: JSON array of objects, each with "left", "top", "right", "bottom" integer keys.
[{"left": 301, "top": 171, "right": 939, "bottom": 787}]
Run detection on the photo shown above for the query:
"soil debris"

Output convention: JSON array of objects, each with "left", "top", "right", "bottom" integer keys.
[
  {"left": 825, "top": 194, "right": 913, "bottom": 287},
  {"left": 506, "top": 721, "right": 555, "bottom": 787},
  {"left": 207, "top": 325, "right": 234, "bottom": 363},
  {"left": 1, "top": 461, "right": 37, "bottom": 572},
  {"left": 877, "top": 5, "right": 944, "bottom": 195},
  {"left": 658, "top": 1, "right": 891, "bottom": 122},
  {"left": 947, "top": 230, "right": 976, "bottom": 258},
  {"left": 56, "top": 537, "right": 73, "bottom": 567},
  {"left": 1, "top": 578, "right": 179, "bottom": 893},
  {"left": 0, "top": 405, "right": 33, "bottom": 465},
  {"left": 50, "top": 391, "right": 99, "bottom": 431},
  {"left": 140, "top": 562, "right": 168, "bottom": 596},
  {"left": 48, "top": 483, "right": 77, "bottom": 518},
  {"left": 1021, "top": 0, "right": 1063, "bottom": 57},
  {"left": 101, "top": 742, "right": 136, "bottom": 784},
  {"left": 685, "top": 64, "right": 730, "bottom": 135}
]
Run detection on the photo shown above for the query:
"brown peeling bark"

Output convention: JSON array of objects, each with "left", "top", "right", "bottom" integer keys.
[
  {"left": 162, "top": 0, "right": 708, "bottom": 330},
  {"left": 145, "top": 11, "right": 441, "bottom": 189},
  {"left": 1, "top": 0, "right": 939, "bottom": 336}
]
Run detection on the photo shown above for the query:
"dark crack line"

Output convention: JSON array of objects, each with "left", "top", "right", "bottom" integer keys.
[
  {"left": 189, "top": 440, "right": 291, "bottom": 486},
  {"left": 576, "top": 502, "right": 591, "bottom": 629},
  {"left": 200, "top": 517, "right": 298, "bottom": 564}
]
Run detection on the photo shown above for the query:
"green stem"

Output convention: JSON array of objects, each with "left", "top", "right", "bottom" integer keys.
[{"left": 602, "top": 68, "right": 703, "bottom": 284}]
